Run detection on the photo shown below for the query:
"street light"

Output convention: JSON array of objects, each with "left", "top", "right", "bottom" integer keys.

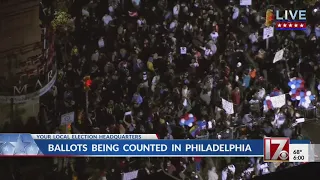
[
  {"left": 83, "top": 76, "right": 91, "bottom": 118},
  {"left": 83, "top": 76, "right": 92, "bottom": 91},
  {"left": 265, "top": 9, "right": 274, "bottom": 27},
  {"left": 67, "top": 124, "right": 72, "bottom": 134}
]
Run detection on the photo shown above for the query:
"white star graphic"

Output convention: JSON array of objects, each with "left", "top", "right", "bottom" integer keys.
[
  {"left": 11, "top": 134, "right": 30, "bottom": 155},
  {"left": 25, "top": 143, "right": 40, "bottom": 155},
  {"left": 289, "top": 24, "right": 292, "bottom": 27},
  {"left": 0, "top": 143, "right": 15, "bottom": 155},
  {"left": 277, "top": 23, "right": 282, "bottom": 27},
  {"left": 300, "top": 23, "right": 304, "bottom": 27},
  {"left": 294, "top": 23, "right": 298, "bottom": 27},
  {"left": 3, "top": 146, "right": 9, "bottom": 152},
  {"left": 283, "top": 23, "right": 287, "bottom": 27}
]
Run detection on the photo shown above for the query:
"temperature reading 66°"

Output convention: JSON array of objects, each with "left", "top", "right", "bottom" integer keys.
[{"left": 293, "top": 150, "right": 302, "bottom": 154}]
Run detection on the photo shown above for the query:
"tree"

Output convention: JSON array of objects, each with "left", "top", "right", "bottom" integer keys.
[
  {"left": 304, "top": 0, "right": 317, "bottom": 5},
  {"left": 51, "top": 11, "right": 75, "bottom": 33},
  {"left": 51, "top": 9, "right": 75, "bottom": 62}
]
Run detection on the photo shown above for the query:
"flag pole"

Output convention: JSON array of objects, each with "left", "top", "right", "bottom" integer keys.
[{"left": 85, "top": 90, "right": 89, "bottom": 116}]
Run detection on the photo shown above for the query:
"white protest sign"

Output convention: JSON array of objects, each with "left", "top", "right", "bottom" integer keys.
[
  {"left": 296, "top": 118, "right": 305, "bottom": 123},
  {"left": 180, "top": 47, "right": 187, "bottom": 54},
  {"left": 222, "top": 98, "right": 234, "bottom": 114},
  {"left": 270, "top": 94, "right": 286, "bottom": 108},
  {"left": 124, "top": 111, "right": 132, "bottom": 116},
  {"left": 273, "top": 49, "right": 284, "bottom": 63},
  {"left": 240, "top": 0, "right": 252, "bottom": 5},
  {"left": 263, "top": 26, "right": 274, "bottom": 39},
  {"left": 183, "top": 98, "right": 188, "bottom": 107},
  {"left": 292, "top": 118, "right": 305, "bottom": 127},
  {"left": 61, "top": 112, "right": 75, "bottom": 125},
  {"left": 122, "top": 170, "right": 139, "bottom": 180},
  {"left": 208, "top": 121, "right": 213, "bottom": 129}
]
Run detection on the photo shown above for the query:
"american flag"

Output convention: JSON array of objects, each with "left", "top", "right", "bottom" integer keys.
[
  {"left": 276, "top": 22, "right": 306, "bottom": 30},
  {"left": 128, "top": 11, "right": 138, "bottom": 17}
]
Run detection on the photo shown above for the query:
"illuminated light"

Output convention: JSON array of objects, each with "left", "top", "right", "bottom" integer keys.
[
  {"left": 83, "top": 76, "right": 92, "bottom": 91},
  {"left": 180, "top": 118, "right": 185, "bottom": 124},
  {"left": 85, "top": 79, "right": 92, "bottom": 87},
  {"left": 306, "top": 91, "right": 311, "bottom": 96},
  {"left": 305, "top": 96, "right": 310, "bottom": 101},
  {"left": 265, "top": 9, "right": 274, "bottom": 27},
  {"left": 267, "top": 13, "right": 274, "bottom": 21}
]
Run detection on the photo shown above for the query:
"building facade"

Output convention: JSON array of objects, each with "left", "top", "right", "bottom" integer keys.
[{"left": 0, "top": 0, "right": 56, "bottom": 126}]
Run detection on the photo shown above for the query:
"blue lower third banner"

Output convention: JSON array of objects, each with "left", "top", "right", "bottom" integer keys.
[{"left": 0, "top": 134, "right": 310, "bottom": 157}]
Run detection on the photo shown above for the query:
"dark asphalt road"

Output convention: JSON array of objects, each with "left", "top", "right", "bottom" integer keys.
[
  {"left": 302, "top": 120, "right": 320, "bottom": 143},
  {"left": 302, "top": 120, "right": 320, "bottom": 160}
]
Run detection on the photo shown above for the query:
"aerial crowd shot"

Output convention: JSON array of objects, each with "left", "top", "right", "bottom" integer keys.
[{"left": 2, "top": 0, "right": 320, "bottom": 179}]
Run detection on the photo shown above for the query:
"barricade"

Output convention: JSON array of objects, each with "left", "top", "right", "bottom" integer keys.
[{"left": 296, "top": 106, "right": 318, "bottom": 119}]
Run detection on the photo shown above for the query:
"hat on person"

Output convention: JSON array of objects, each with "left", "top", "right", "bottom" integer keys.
[{"left": 160, "top": 118, "right": 165, "bottom": 124}]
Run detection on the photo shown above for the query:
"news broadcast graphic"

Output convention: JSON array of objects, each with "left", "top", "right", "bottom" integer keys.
[
  {"left": 271, "top": 9, "right": 307, "bottom": 30},
  {"left": 276, "top": 22, "right": 306, "bottom": 30},
  {"left": 309, "top": 144, "right": 320, "bottom": 162},
  {"left": 289, "top": 143, "right": 309, "bottom": 162},
  {"left": 264, "top": 137, "right": 313, "bottom": 162},
  {"left": 0, "top": 134, "right": 44, "bottom": 155},
  {"left": 32, "top": 134, "right": 159, "bottom": 140},
  {"left": 264, "top": 137, "right": 290, "bottom": 162},
  {"left": 0, "top": 134, "right": 311, "bottom": 157}
]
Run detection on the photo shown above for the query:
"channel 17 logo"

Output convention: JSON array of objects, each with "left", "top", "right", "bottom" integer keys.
[
  {"left": 264, "top": 138, "right": 290, "bottom": 161},
  {"left": 266, "top": 9, "right": 307, "bottom": 30}
]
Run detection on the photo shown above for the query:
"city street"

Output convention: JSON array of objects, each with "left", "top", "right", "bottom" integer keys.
[
  {"left": 302, "top": 120, "right": 320, "bottom": 143},
  {"left": 302, "top": 120, "right": 320, "bottom": 161}
]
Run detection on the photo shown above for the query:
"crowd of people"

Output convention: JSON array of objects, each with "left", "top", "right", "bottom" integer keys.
[{"left": 36, "top": 0, "right": 320, "bottom": 179}]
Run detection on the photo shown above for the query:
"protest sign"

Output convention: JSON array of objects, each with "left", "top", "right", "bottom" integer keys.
[
  {"left": 240, "top": 0, "right": 252, "bottom": 5},
  {"left": 180, "top": 47, "right": 187, "bottom": 54},
  {"left": 183, "top": 98, "right": 188, "bottom": 107},
  {"left": 296, "top": 118, "right": 305, "bottom": 123},
  {"left": 273, "top": 49, "right": 284, "bottom": 63},
  {"left": 263, "top": 26, "right": 274, "bottom": 39},
  {"left": 125, "top": 111, "right": 132, "bottom": 116},
  {"left": 292, "top": 118, "right": 305, "bottom": 127},
  {"left": 122, "top": 170, "right": 139, "bottom": 180},
  {"left": 61, "top": 112, "right": 75, "bottom": 125},
  {"left": 222, "top": 98, "right": 234, "bottom": 114},
  {"left": 270, "top": 94, "right": 286, "bottom": 108}
]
